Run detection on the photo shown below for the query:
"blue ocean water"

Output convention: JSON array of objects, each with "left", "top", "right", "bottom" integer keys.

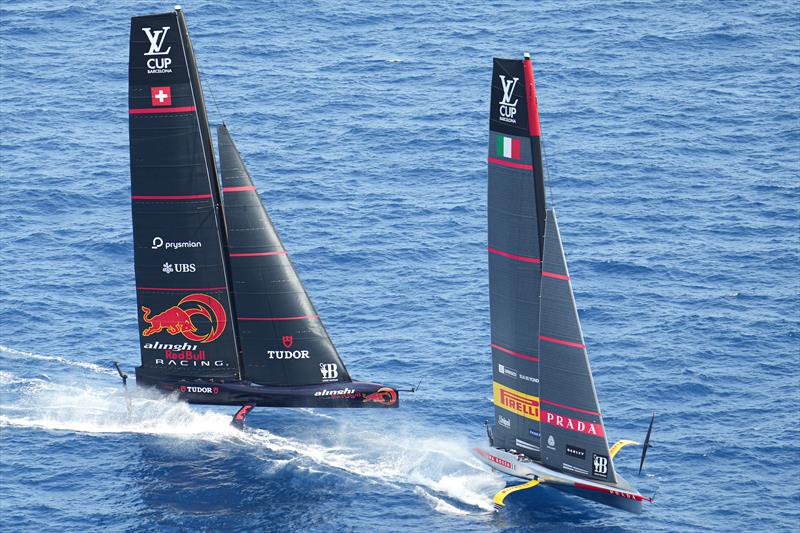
[{"left": 1, "top": 0, "right": 798, "bottom": 530}]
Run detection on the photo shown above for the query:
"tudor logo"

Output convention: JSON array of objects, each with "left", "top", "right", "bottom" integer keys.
[
  {"left": 282, "top": 335, "right": 293, "bottom": 349},
  {"left": 498, "top": 75, "right": 519, "bottom": 123},
  {"left": 320, "top": 363, "right": 338, "bottom": 382},
  {"left": 142, "top": 26, "right": 172, "bottom": 56}
]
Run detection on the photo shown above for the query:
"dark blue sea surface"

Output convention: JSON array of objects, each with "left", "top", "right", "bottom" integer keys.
[{"left": 1, "top": 1, "right": 798, "bottom": 531}]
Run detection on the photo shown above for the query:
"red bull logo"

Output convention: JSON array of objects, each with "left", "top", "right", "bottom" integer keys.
[
  {"left": 141, "top": 293, "right": 226, "bottom": 343},
  {"left": 362, "top": 387, "right": 397, "bottom": 406}
]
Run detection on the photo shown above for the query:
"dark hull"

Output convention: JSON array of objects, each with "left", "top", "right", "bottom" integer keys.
[{"left": 135, "top": 367, "right": 399, "bottom": 408}]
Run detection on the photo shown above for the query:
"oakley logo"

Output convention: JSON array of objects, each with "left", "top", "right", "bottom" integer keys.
[{"left": 142, "top": 27, "right": 172, "bottom": 56}]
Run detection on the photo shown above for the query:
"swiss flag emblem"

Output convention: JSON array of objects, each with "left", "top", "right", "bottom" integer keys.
[{"left": 151, "top": 86, "right": 172, "bottom": 107}]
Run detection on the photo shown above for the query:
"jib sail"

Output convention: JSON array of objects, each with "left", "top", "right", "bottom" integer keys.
[
  {"left": 129, "top": 9, "right": 241, "bottom": 379},
  {"left": 538, "top": 208, "right": 616, "bottom": 483},
  {"left": 217, "top": 124, "right": 351, "bottom": 386},
  {"left": 488, "top": 56, "right": 547, "bottom": 457}
]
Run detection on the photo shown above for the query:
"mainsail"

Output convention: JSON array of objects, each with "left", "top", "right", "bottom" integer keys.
[
  {"left": 488, "top": 56, "right": 546, "bottom": 457},
  {"left": 129, "top": 9, "right": 241, "bottom": 379},
  {"left": 218, "top": 124, "right": 351, "bottom": 386}
]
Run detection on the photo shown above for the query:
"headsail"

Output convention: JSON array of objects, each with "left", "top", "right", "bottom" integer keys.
[
  {"left": 218, "top": 124, "right": 352, "bottom": 386},
  {"left": 129, "top": 9, "right": 241, "bottom": 379},
  {"left": 487, "top": 57, "right": 546, "bottom": 457},
  {"left": 538, "top": 208, "right": 616, "bottom": 483}
]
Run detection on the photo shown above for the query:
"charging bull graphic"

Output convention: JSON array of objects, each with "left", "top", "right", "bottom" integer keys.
[
  {"left": 141, "top": 293, "right": 226, "bottom": 343},
  {"left": 362, "top": 387, "right": 397, "bottom": 406}
]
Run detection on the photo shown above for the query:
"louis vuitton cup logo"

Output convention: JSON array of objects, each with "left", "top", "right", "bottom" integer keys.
[
  {"left": 142, "top": 27, "right": 172, "bottom": 55},
  {"left": 498, "top": 75, "right": 519, "bottom": 124},
  {"left": 142, "top": 27, "right": 173, "bottom": 73}
]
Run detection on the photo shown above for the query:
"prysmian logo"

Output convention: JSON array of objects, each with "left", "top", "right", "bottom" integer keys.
[
  {"left": 498, "top": 75, "right": 519, "bottom": 124},
  {"left": 497, "top": 415, "right": 511, "bottom": 429},
  {"left": 142, "top": 26, "right": 173, "bottom": 73},
  {"left": 320, "top": 363, "right": 338, "bottom": 382},
  {"left": 151, "top": 237, "right": 202, "bottom": 250},
  {"left": 565, "top": 444, "right": 586, "bottom": 460}
]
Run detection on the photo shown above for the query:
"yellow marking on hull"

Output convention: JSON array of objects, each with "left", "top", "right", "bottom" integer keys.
[
  {"left": 609, "top": 439, "right": 640, "bottom": 459},
  {"left": 493, "top": 479, "right": 541, "bottom": 508}
]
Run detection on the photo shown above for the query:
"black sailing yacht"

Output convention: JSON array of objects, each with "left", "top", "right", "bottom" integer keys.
[
  {"left": 126, "top": 7, "right": 398, "bottom": 425},
  {"left": 472, "top": 54, "right": 653, "bottom": 513}
]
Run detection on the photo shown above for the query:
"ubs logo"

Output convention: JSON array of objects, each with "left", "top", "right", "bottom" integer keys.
[{"left": 498, "top": 75, "right": 519, "bottom": 123}]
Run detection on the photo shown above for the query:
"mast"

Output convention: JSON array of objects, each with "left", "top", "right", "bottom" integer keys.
[{"left": 174, "top": 7, "right": 245, "bottom": 376}]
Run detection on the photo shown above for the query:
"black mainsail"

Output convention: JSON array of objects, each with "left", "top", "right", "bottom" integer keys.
[
  {"left": 475, "top": 54, "right": 650, "bottom": 513},
  {"left": 127, "top": 7, "right": 398, "bottom": 415}
]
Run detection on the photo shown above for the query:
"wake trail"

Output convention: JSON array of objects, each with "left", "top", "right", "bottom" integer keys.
[
  {"left": 0, "top": 345, "right": 118, "bottom": 376},
  {"left": 0, "top": 368, "right": 501, "bottom": 514}
]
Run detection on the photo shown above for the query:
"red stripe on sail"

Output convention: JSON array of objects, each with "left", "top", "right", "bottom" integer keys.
[
  {"left": 523, "top": 56, "right": 541, "bottom": 137},
  {"left": 540, "top": 398, "right": 600, "bottom": 416},
  {"left": 229, "top": 251, "right": 287, "bottom": 257},
  {"left": 238, "top": 315, "right": 319, "bottom": 321},
  {"left": 488, "top": 247, "right": 541, "bottom": 263},
  {"left": 223, "top": 186, "right": 257, "bottom": 192},
  {"left": 137, "top": 286, "right": 227, "bottom": 291},
  {"left": 129, "top": 106, "right": 197, "bottom": 114},
  {"left": 542, "top": 271, "right": 570, "bottom": 280},
  {"left": 539, "top": 335, "right": 585, "bottom": 349},
  {"left": 131, "top": 194, "right": 212, "bottom": 200},
  {"left": 511, "top": 138, "right": 521, "bottom": 159},
  {"left": 487, "top": 157, "right": 533, "bottom": 171},
  {"left": 491, "top": 343, "right": 539, "bottom": 362}
]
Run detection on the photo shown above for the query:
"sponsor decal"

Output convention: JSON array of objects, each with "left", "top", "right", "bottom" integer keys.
[
  {"left": 547, "top": 435, "right": 556, "bottom": 450},
  {"left": 593, "top": 454, "right": 609, "bottom": 479},
  {"left": 519, "top": 373, "right": 539, "bottom": 384},
  {"left": 266, "top": 350, "right": 309, "bottom": 359},
  {"left": 497, "top": 363, "right": 517, "bottom": 379},
  {"left": 514, "top": 438, "right": 539, "bottom": 452},
  {"left": 143, "top": 341, "right": 198, "bottom": 351},
  {"left": 566, "top": 444, "right": 586, "bottom": 460},
  {"left": 179, "top": 385, "right": 219, "bottom": 395},
  {"left": 141, "top": 293, "right": 226, "bottom": 343},
  {"left": 320, "top": 363, "right": 338, "bottom": 382},
  {"left": 562, "top": 463, "right": 589, "bottom": 476},
  {"left": 151, "top": 86, "right": 172, "bottom": 107},
  {"left": 151, "top": 237, "right": 202, "bottom": 250},
  {"left": 497, "top": 415, "right": 511, "bottom": 429},
  {"left": 529, "top": 428, "right": 541, "bottom": 439},
  {"left": 314, "top": 387, "right": 362, "bottom": 399},
  {"left": 495, "top": 134, "right": 520, "bottom": 160},
  {"left": 475, "top": 448, "right": 514, "bottom": 470},
  {"left": 541, "top": 410, "right": 605, "bottom": 437},
  {"left": 162, "top": 262, "right": 196, "bottom": 274},
  {"left": 363, "top": 387, "right": 397, "bottom": 406},
  {"left": 493, "top": 382, "right": 540, "bottom": 422},
  {"left": 498, "top": 75, "right": 519, "bottom": 124},
  {"left": 142, "top": 26, "right": 171, "bottom": 56},
  {"left": 282, "top": 335, "right": 293, "bottom": 349}
]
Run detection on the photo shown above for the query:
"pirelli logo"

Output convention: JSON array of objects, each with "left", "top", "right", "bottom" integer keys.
[{"left": 493, "top": 382, "right": 540, "bottom": 421}]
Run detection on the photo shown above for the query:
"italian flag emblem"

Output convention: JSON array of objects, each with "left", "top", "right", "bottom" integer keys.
[{"left": 496, "top": 135, "right": 521, "bottom": 160}]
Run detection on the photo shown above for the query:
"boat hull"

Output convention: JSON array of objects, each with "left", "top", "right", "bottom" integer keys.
[
  {"left": 472, "top": 446, "right": 647, "bottom": 513},
  {"left": 135, "top": 367, "right": 399, "bottom": 408}
]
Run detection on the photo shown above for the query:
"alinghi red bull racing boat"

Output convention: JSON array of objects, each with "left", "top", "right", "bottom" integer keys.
[{"left": 121, "top": 7, "right": 400, "bottom": 427}]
